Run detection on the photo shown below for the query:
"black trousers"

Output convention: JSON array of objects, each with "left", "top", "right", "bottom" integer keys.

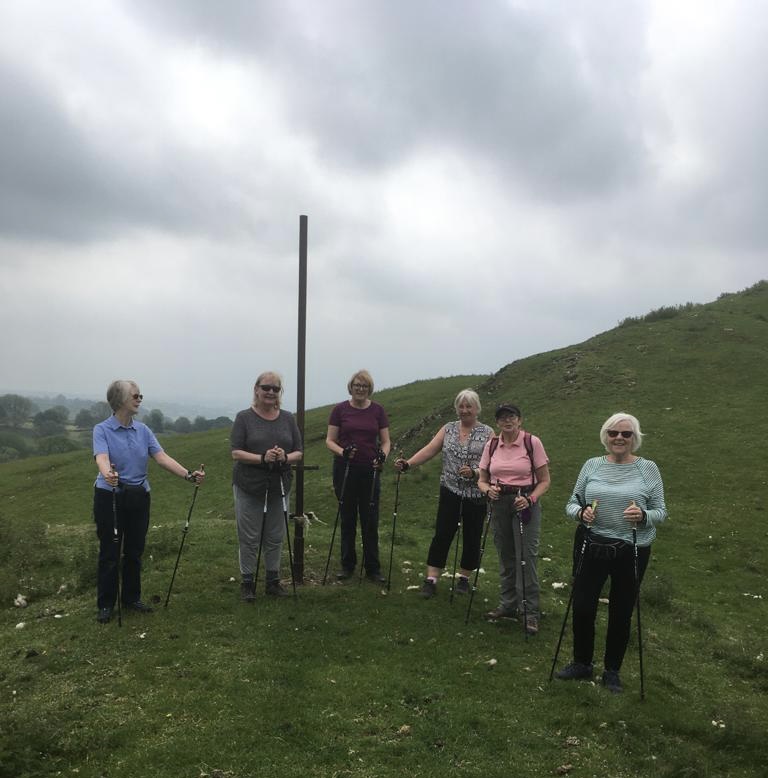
[
  {"left": 93, "top": 487, "right": 150, "bottom": 609},
  {"left": 333, "top": 459, "right": 381, "bottom": 574},
  {"left": 572, "top": 539, "right": 651, "bottom": 671},
  {"left": 426, "top": 485, "right": 485, "bottom": 570}
]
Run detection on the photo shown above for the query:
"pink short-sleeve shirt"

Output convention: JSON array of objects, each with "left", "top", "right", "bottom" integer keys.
[{"left": 479, "top": 432, "right": 548, "bottom": 486}]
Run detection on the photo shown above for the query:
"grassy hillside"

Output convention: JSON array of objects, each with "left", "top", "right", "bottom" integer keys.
[{"left": 1, "top": 284, "right": 766, "bottom": 777}]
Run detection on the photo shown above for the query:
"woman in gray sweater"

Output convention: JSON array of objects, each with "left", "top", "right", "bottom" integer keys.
[{"left": 231, "top": 372, "right": 303, "bottom": 600}]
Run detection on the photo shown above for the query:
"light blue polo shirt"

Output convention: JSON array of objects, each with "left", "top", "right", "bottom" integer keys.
[{"left": 93, "top": 415, "right": 163, "bottom": 492}]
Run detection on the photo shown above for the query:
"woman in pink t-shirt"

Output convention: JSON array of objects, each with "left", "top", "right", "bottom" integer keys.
[{"left": 478, "top": 403, "right": 551, "bottom": 634}]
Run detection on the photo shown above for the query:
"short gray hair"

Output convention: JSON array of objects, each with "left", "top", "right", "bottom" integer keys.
[
  {"left": 599, "top": 412, "right": 644, "bottom": 452},
  {"left": 454, "top": 389, "right": 481, "bottom": 414},
  {"left": 106, "top": 379, "right": 138, "bottom": 412}
]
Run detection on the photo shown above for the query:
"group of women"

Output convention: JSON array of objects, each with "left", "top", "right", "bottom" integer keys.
[{"left": 92, "top": 371, "right": 667, "bottom": 694}]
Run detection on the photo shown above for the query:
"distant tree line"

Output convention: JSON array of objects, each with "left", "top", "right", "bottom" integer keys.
[
  {"left": 0, "top": 393, "right": 232, "bottom": 463},
  {"left": 139, "top": 409, "right": 233, "bottom": 434}
]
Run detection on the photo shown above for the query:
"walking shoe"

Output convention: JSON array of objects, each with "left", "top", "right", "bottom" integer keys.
[
  {"left": 366, "top": 572, "right": 387, "bottom": 584},
  {"left": 602, "top": 669, "right": 623, "bottom": 693},
  {"left": 454, "top": 576, "right": 470, "bottom": 594},
  {"left": 420, "top": 579, "right": 437, "bottom": 598},
  {"left": 336, "top": 569, "right": 354, "bottom": 581},
  {"left": 240, "top": 581, "right": 256, "bottom": 602},
  {"left": 525, "top": 615, "right": 539, "bottom": 635},
  {"left": 265, "top": 580, "right": 291, "bottom": 597},
  {"left": 554, "top": 662, "right": 594, "bottom": 681},
  {"left": 485, "top": 605, "right": 516, "bottom": 619},
  {"left": 124, "top": 600, "right": 153, "bottom": 614},
  {"left": 96, "top": 607, "right": 113, "bottom": 624}
]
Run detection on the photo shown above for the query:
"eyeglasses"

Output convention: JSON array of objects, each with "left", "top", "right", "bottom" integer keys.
[
  {"left": 497, "top": 414, "right": 519, "bottom": 423},
  {"left": 352, "top": 383, "right": 370, "bottom": 390},
  {"left": 258, "top": 384, "right": 282, "bottom": 393},
  {"left": 607, "top": 430, "right": 633, "bottom": 439},
  {"left": 131, "top": 394, "right": 143, "bottom": 400}
]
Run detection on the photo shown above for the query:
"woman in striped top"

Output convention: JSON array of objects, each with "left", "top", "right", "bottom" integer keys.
[{"left": 555, "top": 411, "right": 667, "bottom": 694}]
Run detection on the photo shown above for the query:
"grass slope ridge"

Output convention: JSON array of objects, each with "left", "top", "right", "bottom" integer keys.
[{"left": 0, "top": 283, "right": 766, "bottom": 777}]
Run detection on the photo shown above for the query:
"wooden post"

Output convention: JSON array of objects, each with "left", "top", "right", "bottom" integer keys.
[{"left": 292, "top": 215, "right": 308, "bottom": 583}]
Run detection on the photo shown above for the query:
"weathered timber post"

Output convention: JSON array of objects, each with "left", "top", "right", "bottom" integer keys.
[{"left": 292, "top": 215, "right": 308, "bottom": 583}]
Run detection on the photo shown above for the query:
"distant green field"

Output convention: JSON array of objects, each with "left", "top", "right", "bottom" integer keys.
[{"left": 1, "top": 283, "right": 766, "bottom": 777}]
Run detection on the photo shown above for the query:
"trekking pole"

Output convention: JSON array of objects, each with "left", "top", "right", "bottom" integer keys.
[
  {"left": 110, "top": 463, "right": 122, "bottom": 628},
  {"left": 386, "top": 469, "right": 402, "bottom": 592},
  {"left": 278, "top": 469, "right": 298, "bottom": 598},
  {"left": 322, "top": 458, "right": 352, "bottom": 585},
  {"left": 518, "top": 490, "right": 528, "bottom": 641},
  {"left": 549, "top": 521, "right": 591, "bottom": 682},
  {"left": 164, "top": 464, "right": 204, "bottom": 608},
  {"left": 449, "top": 474, "right": 467, "bottom": 605},
  {"left": 254, "top": 474, "right": 271, "bottom": 590},
  {"left": 633, "top": 524, "right": 645, "bottom": 700},
  {"left": 359, "top": 466, "right": 381, "bottom": 585},
  {"left": 465, "top": 495, "right": 494, "bottom": 625}
]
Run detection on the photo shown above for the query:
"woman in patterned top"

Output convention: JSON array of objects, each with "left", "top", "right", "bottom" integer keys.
[
  {"left": 395, "top": 389, "right": 493, "bottom": 598},
  {"left": 555, "top": 411, "right": 667, "bottom": 694}
]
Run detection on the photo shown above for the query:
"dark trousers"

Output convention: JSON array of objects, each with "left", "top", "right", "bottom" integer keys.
[
  {"left": 93, "top": 487, "right": 151, "bottom": 609},
  {"left": 333, "top": 459, "right": 381, "bottom": 574},
  {"left": 426, "top": 486, "right": 485, "bottom": 570},
  {"left": 572, "top": 540, "right": 651, "bottom": 671}
]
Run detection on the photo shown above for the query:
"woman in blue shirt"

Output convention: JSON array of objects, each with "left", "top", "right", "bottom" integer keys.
[{"left": 92, "top": 379, "right": 205, "bottom": 624}]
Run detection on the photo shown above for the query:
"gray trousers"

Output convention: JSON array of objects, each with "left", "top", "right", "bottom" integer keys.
[
  {"left": 491, "top": 495, "right": 542, "bottom": 617},
  {"left": 233, "top": 482, "right": 287, "bottom": 580}
]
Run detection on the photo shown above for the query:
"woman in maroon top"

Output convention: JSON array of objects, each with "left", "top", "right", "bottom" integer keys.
[{"left": 326, "top": 370, "right": 391, "bottom": 582}]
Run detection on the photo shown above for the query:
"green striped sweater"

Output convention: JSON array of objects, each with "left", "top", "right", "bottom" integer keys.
[{"left": 565, "top": 456, "right": 668, "bottom": 546}]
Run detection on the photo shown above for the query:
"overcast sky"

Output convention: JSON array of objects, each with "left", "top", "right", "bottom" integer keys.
[{"left": 1, "top": 1, "right": 765, "bottom": 416}]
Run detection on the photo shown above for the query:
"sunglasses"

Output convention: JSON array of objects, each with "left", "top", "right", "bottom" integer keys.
[
  {"left": 607, "top": 430, "right": 633, "bottom": 439},
  {"left": 258, "top": 384, "right": 282, "bottom": 393},
  {"left": 131, "top": 394, "right": 143, "bottom": 400}
]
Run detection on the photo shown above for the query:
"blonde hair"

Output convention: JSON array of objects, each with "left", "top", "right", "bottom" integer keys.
[
  {"left": 347, "top": 369, "right": 374, "bottom": 395},
  {"left": 599, "top": 412, "right": 643, "bottom": 452},
  {"left": 253, "top": 371, "right": 284, "bottom": 409},
  {"left": 454, "top": 389, "right": 481, "bottom": 414}
]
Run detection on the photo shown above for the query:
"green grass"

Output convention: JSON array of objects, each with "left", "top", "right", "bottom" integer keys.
[{"left": 1, "top": 284, "right": 767, "bottom": 777}]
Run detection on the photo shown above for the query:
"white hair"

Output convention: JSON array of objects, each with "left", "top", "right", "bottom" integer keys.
[
  {"left": 454, "top": 389, "right": 481, "bottom": 413},
  {"left": 599, "top": 412, "right": 643, "bottom": 452}
]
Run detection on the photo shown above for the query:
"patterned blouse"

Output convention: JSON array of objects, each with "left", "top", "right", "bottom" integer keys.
[{"left": 441, "top": 420, "right": 494, "bottom": 499}]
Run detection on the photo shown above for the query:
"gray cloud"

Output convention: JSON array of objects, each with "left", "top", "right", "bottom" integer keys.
[
  {"left": 134, "top": 0, "right": 654, "bottom": 197},
  {"left": 0, "top": 0, "right": 765, "bottom": 412},
  {"left": 0, "top": 49, "right": 288, "bottom": 244}
]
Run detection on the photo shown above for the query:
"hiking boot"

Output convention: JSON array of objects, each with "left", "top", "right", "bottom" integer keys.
[
  {"left": 485, "top": 605, "right": 516, "bottom": 620},
  {"left": 454, "top": 576, "right": 470, "bottom": 594},
  {"left": 554, "top": 662, "right": 594, "bottom": 681},
  {"left": 266, "top": 580, "right": 291, "bottom": 597},
  {"left": 525, "top": 615, "right": 539, "bottom": 635},
  {"left": 240, "top": 581, "right": 256, "bottom": 602},
  {"left": 336, "top": 569, "right": 354, "bottom": 581},
  {"left": 420, "top": 579, "right": 437, "bottom": 598},
  {"left": 366, "top": 572, "right": 387, "bottom": 584},
  {"left": 124, "top": 600, "right": 153, "bottom": 614},
  {"left": 96, "top": 607, "right": 112, "bottom": 624},
  {"left": 602, "top": 669, "right": 623, "bottom": 693}
]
